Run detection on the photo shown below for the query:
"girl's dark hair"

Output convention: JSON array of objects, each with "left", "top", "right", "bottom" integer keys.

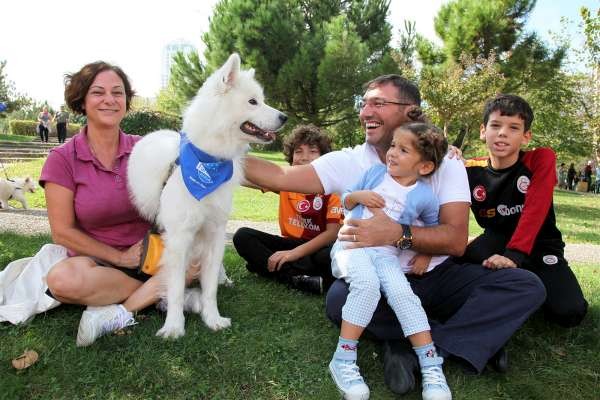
[
  {"left": 64, "top": 61, "right": 135, "bottom": 115},
  {"left": 398, "top": 122, "right": 448, "bottom": 176},
  {"left": 283, "top": 124, "right": 332, "bottom": 165}
]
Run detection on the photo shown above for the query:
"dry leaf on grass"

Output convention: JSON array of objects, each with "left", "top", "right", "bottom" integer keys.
[{"left": 12, "top": 350, "right": 39, "bottom": 370}]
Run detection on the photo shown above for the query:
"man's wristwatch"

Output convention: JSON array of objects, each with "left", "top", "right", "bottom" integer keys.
[{"left": 395, "top": 224, "right": 413, "bottom": 250}]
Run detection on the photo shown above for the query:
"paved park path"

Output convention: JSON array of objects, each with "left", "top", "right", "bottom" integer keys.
[{"left": 1, "top": 208, "right": 598, "bottom": 265}]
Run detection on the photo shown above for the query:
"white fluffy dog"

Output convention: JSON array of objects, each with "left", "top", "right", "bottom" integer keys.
[
  {"left": 127, "top": 53, "right": 287, "bottom": 338},
  {"left": 0, "top": 177, "right": 37, "bottom": 209}
]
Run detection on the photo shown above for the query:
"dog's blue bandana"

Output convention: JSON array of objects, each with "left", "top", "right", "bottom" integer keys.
[{"left": 176, "top": 132, "right": 233, "bottom": 201}]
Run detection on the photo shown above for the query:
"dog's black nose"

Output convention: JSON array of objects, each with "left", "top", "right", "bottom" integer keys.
[{"left": 279, "top": 113, "right": 288, "bottom": 124}]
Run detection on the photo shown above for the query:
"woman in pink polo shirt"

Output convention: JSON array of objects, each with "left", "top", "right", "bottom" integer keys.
[{"left": 40, "top": 61, "right": 192, "bottom": 347}]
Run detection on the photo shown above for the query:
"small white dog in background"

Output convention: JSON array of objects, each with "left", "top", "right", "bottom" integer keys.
[
  {"left": 127, "top": 53, "right": 287, "bottom": 339},
  {"left": 0, "top": 177, "right": 37, "bottom": 210}
]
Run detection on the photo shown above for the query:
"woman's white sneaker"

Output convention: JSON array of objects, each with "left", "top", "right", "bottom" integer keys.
[{"left": 76, "top": 304, "right": 136, "bottom": 347}]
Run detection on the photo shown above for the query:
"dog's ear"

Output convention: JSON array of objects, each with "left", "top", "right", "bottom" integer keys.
[
  {"left": 247, "top": 68, "right": 255, "bottom": 78},
  {"left": 220, "top": 53, "right": 241, "bottom": 91}
]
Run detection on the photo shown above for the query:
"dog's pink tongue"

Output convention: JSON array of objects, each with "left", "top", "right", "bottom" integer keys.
[{"left": 266, "top": 131, "right": 276, "bottom": 141}]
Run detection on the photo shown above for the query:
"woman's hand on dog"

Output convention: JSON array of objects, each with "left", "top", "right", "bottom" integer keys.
[
  {"left": 267, "top": 249, "right": 300, "bottom": 272},
  {"left": 116, "top": 240, "right": 144, "bottom": 268}
]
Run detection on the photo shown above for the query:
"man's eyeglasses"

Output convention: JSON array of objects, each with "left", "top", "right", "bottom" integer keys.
[{"left": 357, "top": 98, "right": 414, "bottom": 109}]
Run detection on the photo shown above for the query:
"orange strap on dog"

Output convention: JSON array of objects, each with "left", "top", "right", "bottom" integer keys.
[{"left": 139, "top": 232, "right": 164, "bottom": 276}]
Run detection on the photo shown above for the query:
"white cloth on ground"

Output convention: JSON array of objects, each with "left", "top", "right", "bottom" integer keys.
[{"left": 0, "top": 244, "right": 64, "bottom": 324}]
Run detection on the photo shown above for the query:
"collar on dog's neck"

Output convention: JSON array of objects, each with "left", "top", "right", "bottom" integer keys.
[{"left": 176, "top": 131, "right": 233, "bottom": 201}]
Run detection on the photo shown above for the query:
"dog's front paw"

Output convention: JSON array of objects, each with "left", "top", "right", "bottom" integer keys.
[
  {"left": 156, "top": 324, "right": 185, "bottom": 339},
  {"left": 203, "top": 315, "right": 231, "bottom": 331},
  {"left": 156, "top": 316, "right": 185, "bottom": 339}
]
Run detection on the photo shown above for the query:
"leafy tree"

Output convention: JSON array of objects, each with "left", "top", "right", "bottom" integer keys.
[
  {"left": 172, "top": 0, "right": 398, "bottom": 147},
  {"left": 419, "top": 52, "right": 505, "bottom": 151},
  {"left": 0, "top": 61, "right": 29, "bottom": 117},
  {"left": 418, "top": 0, "right": 565, "bottom": 92},
  {"left": 580, "top": 7, "right": 600, "bottom": 68},
  {"left": 434, "top": 0, "right": 534, "bottom": 62},
  {"left": 391, "top": 20, "right": 420, "bottom": 82},
  {"left": 155, "top": 85, "right": 185, "bottom": 115},
  {"left": 168, "top": 50, "right": 206, "bottom": 105},
  {"left": 526, "top": 72, "right": 588, "bottom": 158},
  {"left": 8, "top": 100, "right": 51, "bottom": 121},
  {"left": 577, "top": 7, "right": 600, "bottom": 163}
]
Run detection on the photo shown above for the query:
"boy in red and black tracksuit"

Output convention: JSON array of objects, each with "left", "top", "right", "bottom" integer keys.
[{"left": 463, "top": 94, "right": 587, "bottom": 327}]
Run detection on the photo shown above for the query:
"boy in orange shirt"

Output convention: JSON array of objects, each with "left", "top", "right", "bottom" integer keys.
[{"left": 233, "top": 125, "right": 343, "bottom": 294}]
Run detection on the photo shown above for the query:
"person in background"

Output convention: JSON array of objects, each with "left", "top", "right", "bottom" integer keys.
[
  {"left": 595, "top": 164, "right": 600, "bottom": 194},
  {"left": 567, "top": 163, "right": 576, "bottom": 191},
  {"left": 54, "top": 105, "right": 70, "bottom": 144},
  {"left": 584, "top": 161, "right": 592, "bottom": 192},
  {"left": 37, "top": 106, "right": 51, "bottom": 142},
  {"left": 557, "top": 163, "right": 567, "bottom": 189}
]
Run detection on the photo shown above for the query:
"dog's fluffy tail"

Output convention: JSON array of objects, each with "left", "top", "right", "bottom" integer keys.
[{"left": 127, "top": 130, "right": 180, "bottom": 221}]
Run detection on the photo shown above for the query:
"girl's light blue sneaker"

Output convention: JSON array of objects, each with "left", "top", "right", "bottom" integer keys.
[{"left": 328, "top": 357, "right": 370, "bottom": 400}]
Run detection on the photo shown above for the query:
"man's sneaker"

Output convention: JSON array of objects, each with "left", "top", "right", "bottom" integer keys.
[
  {"left": 76, "top": 304, "right": 136, "bottom": 347},
  {"left": 328, "top": 358, "right": 370, "bottom": 400},
  {"left": 290, "top": 275, "right": 323, "bottom": 294},
  {"left": 383, "top": 339, "right": 419, "bottom": 394},
  {"left": 421, "top": 359, "right": 452, "bottom": 400},
  {"left": 156, "top": 288, "right": 203, "bottom": 314}
]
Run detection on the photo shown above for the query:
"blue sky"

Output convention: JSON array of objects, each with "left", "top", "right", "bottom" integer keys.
[
  {"left": 0, "top": 0, "right": 596, "bottom": 108},
  {"left": 526, "top": 0, "right": 598, "bottom": 69}
]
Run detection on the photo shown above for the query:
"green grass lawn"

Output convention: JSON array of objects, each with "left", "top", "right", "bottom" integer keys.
[
  {"left": 1, "top": 151, "right": 599, "bottom": 399},
  {"left": 0, "top": 232, "right": 598, "bottom": 399},
  {"left": 0, "top": 133, "right": 38, "bottom": 142}
]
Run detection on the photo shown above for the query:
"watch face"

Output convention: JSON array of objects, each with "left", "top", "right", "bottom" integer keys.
[{"left": 400, "top": 238, "right": 412, "bottom": 250}]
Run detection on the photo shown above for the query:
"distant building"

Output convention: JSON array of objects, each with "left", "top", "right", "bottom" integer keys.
[{"left": 161, "top": 40, "right": 196, "bottom": 88}]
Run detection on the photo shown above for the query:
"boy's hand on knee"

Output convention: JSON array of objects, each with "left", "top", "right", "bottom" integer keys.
[
  {"left": 482, "top": 254, "right": 516, "bottom": 270},
  {"left": 267, "top": 249, "right": 299, "bottom": 272}
]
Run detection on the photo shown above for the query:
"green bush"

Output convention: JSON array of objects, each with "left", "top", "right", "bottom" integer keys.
[
  {"left": 8, "top": 120, "right": 38, "bottom": 136},
  {"left": 66, "top": 123, "right": 82, "bottom": 136},
  {"left": 120, "top": 109, "right": 181, "bottom": 136}
]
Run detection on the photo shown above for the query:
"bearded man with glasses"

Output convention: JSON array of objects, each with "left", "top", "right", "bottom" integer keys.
[{"left": 244, "top": 75, "right": 545, "bottom": 396}]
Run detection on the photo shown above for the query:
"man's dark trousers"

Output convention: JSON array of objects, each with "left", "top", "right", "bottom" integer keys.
[{"left": 325, "top": 258, "right": 546, "bottom": 373}]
